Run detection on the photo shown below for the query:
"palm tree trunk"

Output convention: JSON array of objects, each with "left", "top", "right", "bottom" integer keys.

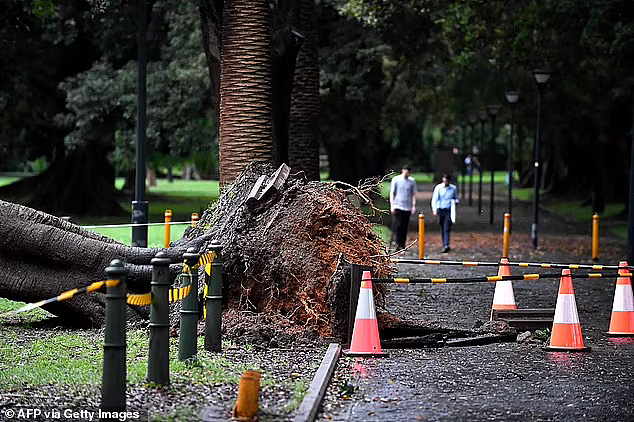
[
  {"left": 219, "top": 0, "right": 273, "bottom": 186},
  {"left": 288, "top": 0, "right": 320, "bottom": 181}
]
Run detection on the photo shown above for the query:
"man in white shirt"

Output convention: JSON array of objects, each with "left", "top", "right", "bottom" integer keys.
[
  {"left": 431, "top": 174, "right": 458, "bottom": 253},
  {"left": 390, "top": 165, "right": 417, "bottom": 250}
]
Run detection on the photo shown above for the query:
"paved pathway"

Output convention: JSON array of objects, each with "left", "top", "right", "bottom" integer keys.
[{"left": 319, "top": 181, "right": 633, "bottom": 421}]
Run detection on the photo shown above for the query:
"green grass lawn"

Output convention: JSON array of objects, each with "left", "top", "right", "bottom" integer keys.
[
  {"left": 548, "top": 202, "right": 625, "bottom": 222},
  {"left": 0, "top": 298, "right": 310, "bottom": 416},
  {"left": 73, "top": 179, "right": 220, "bottom": 246},
  {"left": 0, "top": 177, "right": 19, "bottom": 187}
]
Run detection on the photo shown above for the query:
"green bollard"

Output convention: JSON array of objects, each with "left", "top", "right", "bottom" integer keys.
[
  {"left": 148, "top": 251, "right": 171, "bottom": 385},
  {"left": 179, "top": 247, "right": 200, "bottom": 361},
  {"left": 101, "top": 259, "right": 127, "bottom": 416},
  {"left": 205, "top": 242, "right": 223, "bottom": 352}
]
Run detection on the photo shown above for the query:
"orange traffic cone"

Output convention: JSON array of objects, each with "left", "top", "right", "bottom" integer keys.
[
  {"left": 490, "top": 258, "right": 516, "bottom": 320},
  {"left": 607, "top": 261, "right": 634, "bottom": 336},
  {"left": 344, "top": 271, "right": 386, "bottom": 356},
  {"left": 545, "top": 269, "right": 590, "bottom": 351}
]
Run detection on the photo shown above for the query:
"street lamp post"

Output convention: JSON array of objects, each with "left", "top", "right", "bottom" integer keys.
[
  {"left": 487, "top": 104, "right": 501, "bottom": 225},
  {"left": 478, "top": 109, "right": 487, "bottom": 215},
  {"left": 531, "top": 69, "right": 551, "bottom": 249},
  {"left": 628, "top": 99, "right": 634, "bottom": 264},
  {"left": 132, "top": 0, "right": 149, "bottom": 247},
  {"left": 505, "top": 91, "right": 520, "bottom": 216},
  {"left": 468, "top": 114, "right": 477, "bottom": 207},
  {"left": 461, "top": 123, "right": 467, "bottom": 206}
]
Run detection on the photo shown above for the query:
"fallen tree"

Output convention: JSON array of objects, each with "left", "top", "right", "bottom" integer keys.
[{"left": 0, "top": 163, "right": 392, "bottom": 338}]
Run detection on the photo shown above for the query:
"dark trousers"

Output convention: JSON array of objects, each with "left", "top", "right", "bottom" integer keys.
[
  {"left": 393, "top": 209, "right": 411, "bottom": 249},
  {"left": 438, "top": 208, "right": 452, "bottom": 248}
]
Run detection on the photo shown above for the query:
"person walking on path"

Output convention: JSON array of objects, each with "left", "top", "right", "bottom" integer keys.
[
  {"left": 390, "top": 165, "right": 417, "bottom": 250},
  {"left": 431, "top": 174, "right": 459, "bottom": 253}
]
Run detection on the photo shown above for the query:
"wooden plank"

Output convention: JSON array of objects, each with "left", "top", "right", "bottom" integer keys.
[
  {"left": 260, "top": 163, "right": 290, "bottom": 199},
  {"left": 493, "top": 308, "right": 555, "bottom": 319},
  {"left": 246, "top": 174, "right": 268, "bottom": 211},
  {"left": 500, "top": 319, "right": 553, "bottom": 331},
  {"left": 293, "top": 343, "right": 341, "bottom": 422}
]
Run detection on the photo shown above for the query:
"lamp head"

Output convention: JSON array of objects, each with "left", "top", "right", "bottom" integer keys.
[
  {"left": 505, "top": 91, "right": 520, "bottom": 104},
  {"left": 486, "top": 104, "right": 501, "bottom": 117},
  {"left": 479, "top": 109, "right": 488, "bottom": 122},
  {"left": 532, "top": 69, "right": 552, "bottom": 86},
  {"left": 468, "top": 113, "right": 477, "bottom": 124}
]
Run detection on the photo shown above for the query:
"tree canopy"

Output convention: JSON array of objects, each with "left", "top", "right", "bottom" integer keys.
[{"left": 2, "top": 0, "right": 634, "bottom": 210}]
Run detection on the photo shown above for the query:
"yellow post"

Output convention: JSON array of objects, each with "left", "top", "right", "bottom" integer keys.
[
  {"left": 592, "top": 213, "right": 599, "bottom": 262},
  {"left": 191, "top": 213, "right": 199, "bottom": 227},
  {"left": 233, "top": 370, "right": 260, "bottom": 420},
  {"left": 164, "top": 210, "right": 172, "bottom": 248},
  {"left": 503, "top": 213, "right": 511, "bottom": 258},
  {"left": 418, "top": 214, "right": 425, "bottom": 259}
]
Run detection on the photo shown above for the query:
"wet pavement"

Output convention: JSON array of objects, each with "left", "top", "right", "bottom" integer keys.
[{"left": 319, "top": 185, "right": 634, "bottom": 421}]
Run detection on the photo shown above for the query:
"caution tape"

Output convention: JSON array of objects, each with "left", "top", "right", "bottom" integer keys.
[
  {"left": 375, "top": 272, "right": 631, "bottom": 284},
  {"left": 202, "top": 252, "right": 217, "bottom": 319},
  {"left": 0, "top": 280, "right": 118, "bottom": 317},
  {"left": 199, "top": 252, "right": 215, "bottom": 266},
  {"left": 183, "top": 252, "right": 215, "bottom": 274},
  {"left": 203, "top": 284, "right": 209, "bottom": 319},
  {"left": 1, "top": 279, "right": 194, "bottom": 317},
  {"left": 126, "top": 285, "right": 192, "bottom": 306},
  {"left": 391, "top": 258, "right": 633, "bottom": 271}
]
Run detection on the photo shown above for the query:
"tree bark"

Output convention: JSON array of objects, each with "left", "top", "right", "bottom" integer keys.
[
  {"left": 272, "top": 26, "right": 303, "bottom": 167},
  {"left": 219, "top": 0, "right": 273, "bottom": 186},
  {"left": 0, "top": 200, "right": 212, "bottom": 326},
  {"left": 288, "top": 0, "right": 320, "bottom": 181},
  {"left": 0, "top": 144, "right": 125, "bottom": 217}
]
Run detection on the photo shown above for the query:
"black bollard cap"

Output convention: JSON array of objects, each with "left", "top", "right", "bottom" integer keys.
[
  {"left": 151, "top": 250, "right": 172, "bottom": 266},
  {"left": 208, "top": 240, "right": 223, "bottom": 252},
  {"left": 105, "top": 259, "right": 127, "bottom": 277},
  {"left": 183, "top": 247, "right": 200, "bottom": 267}
]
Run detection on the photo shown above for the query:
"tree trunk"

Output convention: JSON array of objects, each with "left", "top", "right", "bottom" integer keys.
[
  {"left": 0, "top": 199, "right": 212, "bottom": 326},
  {"left": 0, "top": 163, "right": 392, "bottom": 340},
  {"left": 219, "top": 0, "right": 273, "bottom": 186},
  {"left": 288, "top": 0, "right": 320, "bottom": 181},
  {"left": 516, "top": 123, "right": 524, "bottom": 178},
  {"left": 271, "top": 27, "right": 303, "bottom": 167},
  {"left": 0, "top": 145, "right": 125, "bottom": 217}
]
